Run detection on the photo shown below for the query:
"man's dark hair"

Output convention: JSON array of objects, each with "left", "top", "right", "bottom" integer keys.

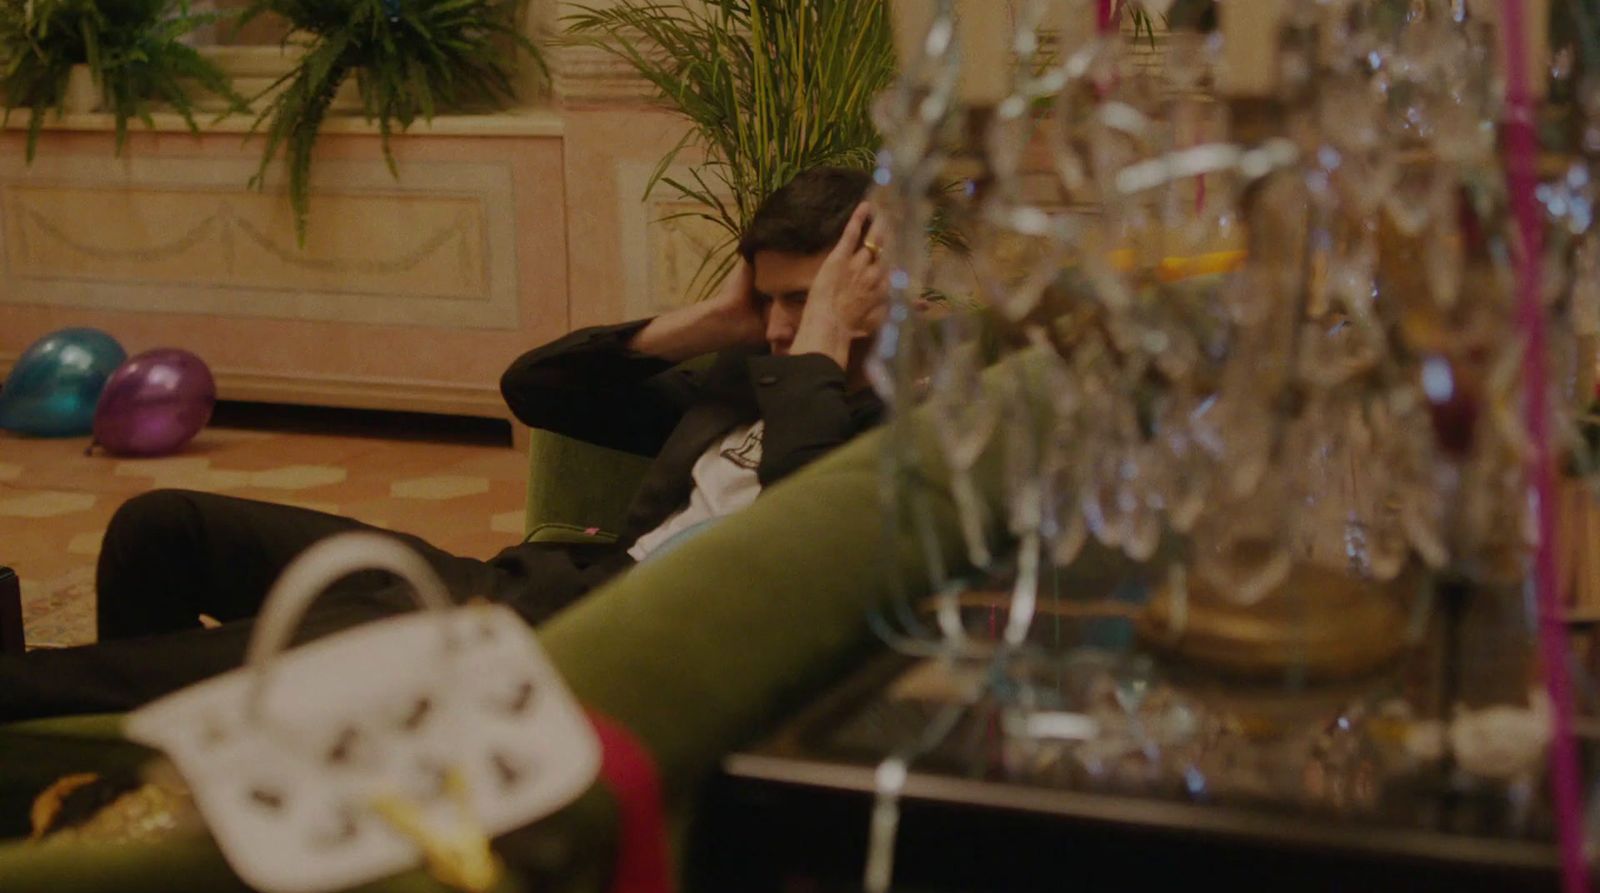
[{"left": 737, "top": 167, "right": 874, "bottom": 261}]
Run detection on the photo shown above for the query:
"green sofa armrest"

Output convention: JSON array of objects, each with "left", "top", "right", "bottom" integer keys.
[
  {"left": 524, "top": 428, "right": 653, "bottom": 543},
  {"left": 521, "top": 351, "right": 723, "bottom": 543},
  {"left": 525, "top": 523, "right": 621, "bottom": 547}
]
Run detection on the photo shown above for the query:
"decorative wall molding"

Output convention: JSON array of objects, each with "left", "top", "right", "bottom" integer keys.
[
  {"left": 534, "top": 0, "right": 672, "bottom": 105},
  {"left": 648, "top": 198, "right": 732, "bottom": 308},
  {"left": 615, "top": 159, "right": 729, "bottom": 318},
  {"left": 546, "top": 40, "right": 661, "bottom": 105},
  {"left": 0, "top": 155, "right": 522, "bottom": 330}
]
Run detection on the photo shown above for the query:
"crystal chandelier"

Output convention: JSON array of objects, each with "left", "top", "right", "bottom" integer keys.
[{"left": 862, "top": 1, "right": 1597, "bottom": 889}]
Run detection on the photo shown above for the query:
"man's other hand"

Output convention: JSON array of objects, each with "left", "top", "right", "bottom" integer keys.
[
  {"left": 812, "top": 202, "right": 890, "bottom": 337},
  {"left": 793, "top": 203, "right": 890, "bottom": 367}
]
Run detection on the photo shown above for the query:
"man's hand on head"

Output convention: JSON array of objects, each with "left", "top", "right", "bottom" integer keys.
[
  {"left": 705, "top": 258, "right": 767, "bottom": 347},
  {"left": 791, "top": 202, "right": 891, "bottom": 369},
  {"left": 626, "top": 257, "right": 766, "bottom": 362}
]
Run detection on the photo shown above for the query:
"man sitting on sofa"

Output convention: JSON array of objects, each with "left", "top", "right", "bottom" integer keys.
[{"left": 1, "top": 166, "right": 890, "bottom": 720}]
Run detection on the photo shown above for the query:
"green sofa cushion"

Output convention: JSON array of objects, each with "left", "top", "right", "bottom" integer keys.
[{"left": 0, "top": 772, "right": 622, "bottom": 893}]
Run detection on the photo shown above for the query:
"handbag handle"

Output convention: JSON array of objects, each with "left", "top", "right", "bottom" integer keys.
[{"left": 243, "top": 531, "right": 457, "bottom": 723}]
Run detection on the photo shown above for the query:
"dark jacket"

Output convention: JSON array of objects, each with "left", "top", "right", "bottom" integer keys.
[{"left": 490, "top": 318, "right": 884, "bottom": 612}]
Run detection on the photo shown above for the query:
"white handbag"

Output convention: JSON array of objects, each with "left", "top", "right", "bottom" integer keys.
[{"left": 124, "top": 532, "right": 602, "bottom": 893}]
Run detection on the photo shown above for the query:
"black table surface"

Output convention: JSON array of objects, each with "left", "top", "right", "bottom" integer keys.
[{"left": 698, "top": 648, "right": 1565, "bottom": 893}]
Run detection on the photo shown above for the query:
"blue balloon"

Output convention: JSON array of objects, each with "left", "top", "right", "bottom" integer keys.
[{"left": 0, "top": 328, "right": 128, "bottom": 437}]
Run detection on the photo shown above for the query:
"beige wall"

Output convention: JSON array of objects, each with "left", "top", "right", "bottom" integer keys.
[
  {"left": 0, "top": 2, "right": 718, "bottom": 438},
  {"left": 561, "top": 109, "right": 708, "bottom": 327},
  {"left": 1, "top": 124, "right": 570, "bottom": 424}
]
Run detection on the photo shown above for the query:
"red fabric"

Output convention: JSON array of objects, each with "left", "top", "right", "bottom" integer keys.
[{"left": 587, "top": 710, "right": 673, "bottom": 893}]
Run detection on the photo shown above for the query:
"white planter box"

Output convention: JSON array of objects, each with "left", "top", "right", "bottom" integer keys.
[
  {"left": 189, "top": 45, "right": 361, "bottom": 115},
  {"left": 63, "top": 64, "right": 99, "bottom": 114}
]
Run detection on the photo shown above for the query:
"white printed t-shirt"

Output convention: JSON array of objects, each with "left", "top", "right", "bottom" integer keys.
[{"left": 627, "top": 421, "right": 765, "bottom": 561}]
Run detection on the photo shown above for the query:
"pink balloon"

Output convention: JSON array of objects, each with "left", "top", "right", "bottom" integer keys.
[{"left": 92, "top": 349, "right": 217, "bottom": 457}]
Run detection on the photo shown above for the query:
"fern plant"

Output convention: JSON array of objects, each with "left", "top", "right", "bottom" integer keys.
[
  {"left": 566, "top": 0, "right": 896, "bottom": 299},
  {"left": 0, "top": 0, "right": 242, "bottom": 161},
  {"left": 239, "top": 0, "right": 542, "bottom": 244}
]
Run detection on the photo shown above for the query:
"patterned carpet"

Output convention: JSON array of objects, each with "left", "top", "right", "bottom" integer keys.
[{"left": 0, "top": 405, "right": 528, "bottom": 647}]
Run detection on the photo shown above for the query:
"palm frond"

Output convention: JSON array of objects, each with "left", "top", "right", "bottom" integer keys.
[{"left": 566, "top": 0, "right": 895, "bottom": 300}]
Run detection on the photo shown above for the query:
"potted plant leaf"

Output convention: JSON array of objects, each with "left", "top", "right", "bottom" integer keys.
[
  {"left": 565, "top": 0, "right": 897, "bottom": 300},
  {"left": 239, "top": 0, "right": 542, "bottom": 244},
  {"left": 0, "top": 0, "right": 244, "bottom": 161}
]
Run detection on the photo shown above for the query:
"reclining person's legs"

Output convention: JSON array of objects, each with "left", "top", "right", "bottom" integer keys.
[
  {"left": 96, "top": 489, "right": 387, "bottom": 640},
  {"left": 2, "top": 608, "right": 364, "bottom": 719},
  {"left": 3, "top": 490, "right": 507, "bottom": 720}
]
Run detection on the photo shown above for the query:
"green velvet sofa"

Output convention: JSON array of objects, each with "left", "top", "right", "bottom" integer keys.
[{"left": 0, "top": 388, "right": 985, "bottom": 891}]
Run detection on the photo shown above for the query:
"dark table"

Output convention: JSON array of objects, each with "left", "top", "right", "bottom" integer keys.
[{"left": 694, "top": 650, "right": 1563, "bottom": 893}]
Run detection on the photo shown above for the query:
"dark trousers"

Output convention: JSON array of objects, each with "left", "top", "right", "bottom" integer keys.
[{"left": 0, "top": 490, "right": 628, "bottom": 720}]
